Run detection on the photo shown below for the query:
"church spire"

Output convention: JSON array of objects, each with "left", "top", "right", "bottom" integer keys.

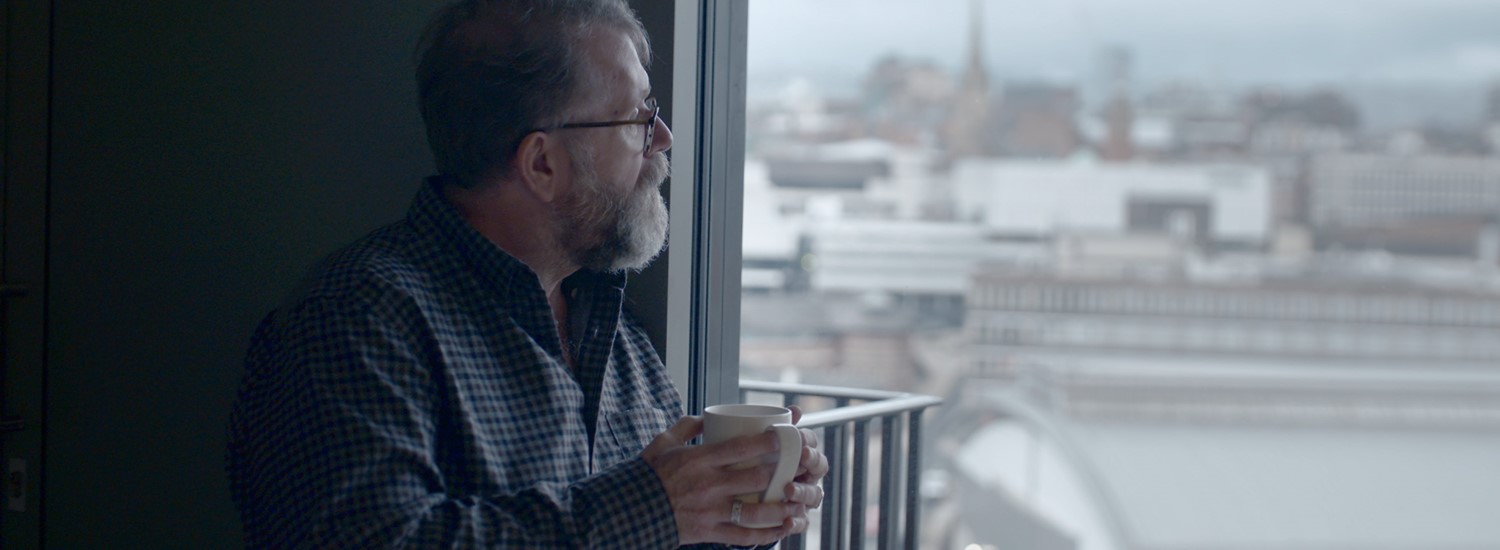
[
  {"left": 1100, "top": 47, "right": 1134, "bottom": 162},
  {"left": 944, "top": 0, "right": 992, "bottom": 157},
  {"left": 961, "top": 0, "right": 988, "bottom": 94}
]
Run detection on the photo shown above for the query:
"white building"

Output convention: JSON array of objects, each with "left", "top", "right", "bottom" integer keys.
[
  {"left": 742, "top": 141, "right": 958, "bottom": 292},
  {"left": 953, "top": 160, "right": 1272, "bottom": 249},
  {"left": 806, "top": 221, "right": 1044, "bottom": 296}
]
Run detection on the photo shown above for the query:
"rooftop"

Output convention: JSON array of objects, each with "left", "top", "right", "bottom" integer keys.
[{"left": 940, "top": 365, "right": 1500, "bottom": 550}]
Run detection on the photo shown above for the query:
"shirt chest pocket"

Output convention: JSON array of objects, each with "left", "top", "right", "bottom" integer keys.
[{"left": 596, "top": 407, "right": 674, "bottom": 469}]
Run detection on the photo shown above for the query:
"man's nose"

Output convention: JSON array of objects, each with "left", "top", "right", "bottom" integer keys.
[{"left": 648, "top": 116, "right": 673, "bottom": 156}]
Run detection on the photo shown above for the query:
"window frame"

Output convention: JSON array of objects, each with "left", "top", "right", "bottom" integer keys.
[{"left": 664, "top": 0, "right": 749, "bottom": 413}]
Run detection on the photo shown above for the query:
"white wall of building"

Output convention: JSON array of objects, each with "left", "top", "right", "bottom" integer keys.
[
  {"left": 808, "top": 221, "right": 1046, "bottom": 295},
  {"left": 743, "top": 159, "right": 803, "bottom": 261},
  {"left": 954, "top": 160, "right": 1273, "bottom": 244}
]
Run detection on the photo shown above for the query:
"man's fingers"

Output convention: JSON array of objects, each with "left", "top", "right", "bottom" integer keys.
[
  {"left": 784, "top": 481, "right": 825, "bottom": 509},
  {"left": 707, "top": 523, "right": 790, "bottom": 548},
  {"left": 727, "top": 501, "right": 800, "bottom": 527},
  {"left": 789, "top": 404, "right": 803, "bottom": 425},
  {"left": 799, "top": 427, "right": 819, "bottom": 449},
  {"left": 706, "top": 502, "right": 803, "bottom": 545},
  {"left": 796, "top": 443, "right": 830, "bottom": 481},
  {"left": 788, "top": 514, "right": 810, "bottom": 535},
  {"left": 702, "top": 430, "right": 780, "bottom": 467},
  {"left": 718, "top": 462, "right": 779, "bottom": 498}
]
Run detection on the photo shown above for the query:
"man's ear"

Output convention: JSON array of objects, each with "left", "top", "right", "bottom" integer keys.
[{"left": 514, "top": 131, "right": 564, "bottom": 203}]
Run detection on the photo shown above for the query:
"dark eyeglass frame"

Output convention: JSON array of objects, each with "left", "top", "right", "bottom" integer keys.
[{"left": 535, "top": 97, "right": 659, "bottom": 155}]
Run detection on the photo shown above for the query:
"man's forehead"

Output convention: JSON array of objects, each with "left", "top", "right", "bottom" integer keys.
[{"left": 578, "top": 28, "right": 649, "bottom": 107}]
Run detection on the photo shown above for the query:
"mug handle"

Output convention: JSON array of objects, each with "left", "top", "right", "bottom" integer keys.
[{"left": 761, "top": 424, "right": 802, "bottom": 503}]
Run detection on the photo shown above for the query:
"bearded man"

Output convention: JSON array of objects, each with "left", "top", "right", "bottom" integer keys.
[{"left": 226, "top": 1, "right": 826, "bottom": 548}]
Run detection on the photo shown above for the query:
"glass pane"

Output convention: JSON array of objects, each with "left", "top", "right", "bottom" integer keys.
[{"left": 742, "top": 0, "right": 1500, "bottom": 548}]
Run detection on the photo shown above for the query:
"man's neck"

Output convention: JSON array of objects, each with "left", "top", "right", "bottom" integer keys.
[{"left": 441, "top": 180, "right": 578, "bottom": 312}]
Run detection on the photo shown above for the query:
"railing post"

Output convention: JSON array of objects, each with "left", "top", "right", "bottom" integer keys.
[
  {"left": 783, "top": 391, "right": 803, "bottom": 550},
  {"left": 834, "top": 398, "right": 852, "bottom": 550},
  {"left": 877, "top": 414, "right": 899, "bottom": 550},
  {"left": 905, "top": 410, "right": 925, "bottom": 550},
  {"left": 822, "top": 424, "right": 845, "bottom": 550},
  {"left": 850, "top": 419, "right": 870, "bottom": 549}
]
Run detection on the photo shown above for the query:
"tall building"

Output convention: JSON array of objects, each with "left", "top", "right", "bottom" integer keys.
[
  {"left": 941, "top": 0, "right": 991, "bottom": 157},
  {"left": 1242, "top": 88, "right": 1359, "bottom": 228},
  {"left": 1135, "top": 83, "right": 1248, "bottom": 161},
  {"left": 1308, "top": 153, "right": 1500, "bottom": 257}
]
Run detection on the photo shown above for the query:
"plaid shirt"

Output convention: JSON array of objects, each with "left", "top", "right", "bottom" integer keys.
[{"left": 227, "top": 179, "right": 692, "bottom": 548}]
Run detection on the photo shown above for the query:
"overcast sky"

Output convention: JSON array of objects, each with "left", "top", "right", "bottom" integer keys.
[{"left": 747, "top": 0, "right": 1500, "bottom": 95}]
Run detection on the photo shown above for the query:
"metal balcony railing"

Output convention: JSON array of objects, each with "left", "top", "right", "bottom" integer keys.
[{"left": 738, "top": 380, "right": 943, "bottom": 550}]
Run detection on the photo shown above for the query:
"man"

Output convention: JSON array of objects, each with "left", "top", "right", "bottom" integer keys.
[{"left": 226, "top": 1, "right": 828, "bottom": 547}]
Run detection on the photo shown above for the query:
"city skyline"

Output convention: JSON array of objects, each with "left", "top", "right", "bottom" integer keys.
[{"left": 749, "top": 0, "right": 1500, "bottom": 87}]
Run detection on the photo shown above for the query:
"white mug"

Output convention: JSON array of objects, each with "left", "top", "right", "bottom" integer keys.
[{"left": 702, "top": 404, "right": 803, "bottom": 526}]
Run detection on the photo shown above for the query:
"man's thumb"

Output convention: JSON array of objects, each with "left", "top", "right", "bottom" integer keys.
[{"left": 665, "top": 415, "right": 704, "bottom": 444}]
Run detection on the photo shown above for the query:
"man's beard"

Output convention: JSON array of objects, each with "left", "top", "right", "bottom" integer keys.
[{"left": 557, "top": 147, "right": 670, "bottom": 273}]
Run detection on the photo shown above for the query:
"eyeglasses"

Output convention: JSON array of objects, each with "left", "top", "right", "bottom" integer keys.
[{"left": 539, "top": 97, "right": 659, "bottom": 156}]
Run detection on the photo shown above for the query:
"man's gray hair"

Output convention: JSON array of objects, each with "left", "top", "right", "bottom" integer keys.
[{"left": 416, "top": 0, "right": 650, "bottom": 189}]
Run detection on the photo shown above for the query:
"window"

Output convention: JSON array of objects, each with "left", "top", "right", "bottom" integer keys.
[{"left": 699, "top": 0, "right": 1500, "bottom": 548}]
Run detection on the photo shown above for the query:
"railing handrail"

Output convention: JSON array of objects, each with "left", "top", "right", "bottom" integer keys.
[
  {"left": 739, "top": 379, "right": 914, "bottom": 401},
  {"left": 798, "top": 395, "right": 945, "bottom": 429},
  {"left": 738, "top": 380, "right": 942, "bottom": 428}
]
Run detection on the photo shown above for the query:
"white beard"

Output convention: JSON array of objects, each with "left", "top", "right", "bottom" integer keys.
[{"left": 559, "top": 151, "right": 670, "bottom": 273}]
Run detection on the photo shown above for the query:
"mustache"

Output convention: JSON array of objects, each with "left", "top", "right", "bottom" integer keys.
[{"left": 639, "top": 153, "right": 671, "bottom": 188}]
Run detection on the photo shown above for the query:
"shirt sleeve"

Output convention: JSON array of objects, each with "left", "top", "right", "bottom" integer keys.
[{"left": 229, "top": 291, "right": 679, "bottom": 549}]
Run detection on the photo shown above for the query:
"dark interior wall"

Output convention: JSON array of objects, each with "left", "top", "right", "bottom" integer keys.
[
  {"left": 44, "top": 1, "right": 677, "bottom": 546},
  {"left": 47, "top": 1, "right": 445, "bottom": 546},
  {"left": 624, "top": 0, "right": 677, "bottom": 359}
]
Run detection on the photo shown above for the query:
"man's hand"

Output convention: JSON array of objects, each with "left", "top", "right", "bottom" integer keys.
[
  {"left": 642, "top": 417, "right": 806, "bottom": 546},
  {"left": 782, "top": 405, "right": 829, "bottom": 513}
]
